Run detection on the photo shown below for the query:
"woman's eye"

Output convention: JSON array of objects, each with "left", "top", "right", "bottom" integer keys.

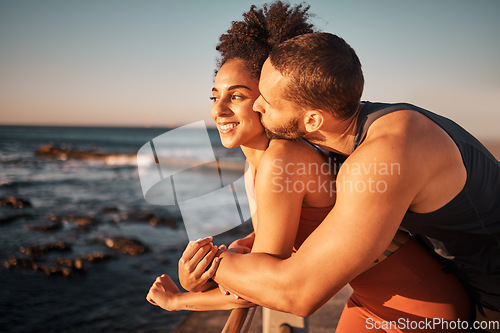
[
  {"left": 210, "top": 96, "right": 219, "bottom": 102},
  {"left": 231, "top": 95, "right": 243, "bottom": 100}
]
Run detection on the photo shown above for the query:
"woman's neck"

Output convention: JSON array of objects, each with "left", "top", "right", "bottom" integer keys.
[{"left": 240, "top": 135, "right": 270, "bottom": 168}]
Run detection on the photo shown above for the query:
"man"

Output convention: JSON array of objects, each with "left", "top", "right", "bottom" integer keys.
[{"left": 211, "top": 32, "right": 500, "bottom": 327}]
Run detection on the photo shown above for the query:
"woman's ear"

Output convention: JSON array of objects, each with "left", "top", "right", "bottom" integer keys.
[{"left": 303, "top": 110, "right": 324, "bottom": 133}]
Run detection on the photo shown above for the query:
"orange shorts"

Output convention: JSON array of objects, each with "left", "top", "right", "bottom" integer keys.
[{"left": 336, "top": 238, "right": 471, "bottom": 333}]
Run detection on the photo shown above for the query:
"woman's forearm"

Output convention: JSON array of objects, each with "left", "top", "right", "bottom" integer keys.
[
  {"left": 172, "top": 288, "right": 253, "bottom": 312},
  {"left": 147, "top": 274, "right": 253, "bottom": 312}
]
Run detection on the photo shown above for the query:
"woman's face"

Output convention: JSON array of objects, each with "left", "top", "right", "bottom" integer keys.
[{"left": 211, "top": 58, "right": 265, "bottom": 149}]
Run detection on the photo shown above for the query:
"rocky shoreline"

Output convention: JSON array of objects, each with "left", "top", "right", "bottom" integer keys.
[
  {"left": 35, "top": 144, "right": 132, "bottom": 162},
  {"left": 1, "top": 195, "right": 180, "bottom": 277}
]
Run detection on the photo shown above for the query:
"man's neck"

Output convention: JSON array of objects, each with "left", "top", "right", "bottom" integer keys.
[{"left": 306, "top": 105, "right": 361, "bottom": 156}]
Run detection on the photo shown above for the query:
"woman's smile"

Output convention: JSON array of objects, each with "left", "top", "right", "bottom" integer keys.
[{"left": 217, "top": 121, "right": 240, "bottom": 134}]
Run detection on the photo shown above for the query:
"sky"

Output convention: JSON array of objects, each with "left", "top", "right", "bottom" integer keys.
[{"left": 0, "top": 0, "right": 499, "bottom": 138}]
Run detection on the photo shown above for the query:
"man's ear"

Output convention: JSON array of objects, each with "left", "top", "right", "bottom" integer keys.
[{"left": 303, "top": 110, "right": 324, "bottom": 133}]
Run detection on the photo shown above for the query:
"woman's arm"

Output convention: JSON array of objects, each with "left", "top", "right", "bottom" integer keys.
[
  {"left": 147, "top": 274, "right": 253, "bottom": 311},
  {"left": 151, "top": 142, "right": 324, "bottom": 312},
  {"left": 250, "top": 141, "right": 315, "bottom": 257},
  {"left": 178, "top": 162, "right": 256, "bottom": 291}
]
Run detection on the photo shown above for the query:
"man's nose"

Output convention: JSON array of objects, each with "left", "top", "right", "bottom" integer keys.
[{"left": 253, "top": 96, "right": 264, "bottom": 114}]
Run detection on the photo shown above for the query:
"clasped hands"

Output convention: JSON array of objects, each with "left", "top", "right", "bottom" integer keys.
[{"left": 146, "top": 236, "right": 252, "bottom": 311}]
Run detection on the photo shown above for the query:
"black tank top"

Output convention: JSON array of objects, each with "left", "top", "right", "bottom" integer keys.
[{"left": 353, "top": 101, "right": 500, "bottom": 309}]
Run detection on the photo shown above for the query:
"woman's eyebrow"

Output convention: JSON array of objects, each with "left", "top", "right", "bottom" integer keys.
[
  {"left": 227, "top": 85, "right": 252, "bottom": 91},
  {"left": 212, "top": 85, "right": 252, "bottom": 92}
]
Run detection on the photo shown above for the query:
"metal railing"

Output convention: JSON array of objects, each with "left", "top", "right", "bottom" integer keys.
[
  {"left": 221, "top": 307, "right": 308, "bottom": 333},
  {"left": 222, "top": 308, "right": 257, "bottom": 333}
]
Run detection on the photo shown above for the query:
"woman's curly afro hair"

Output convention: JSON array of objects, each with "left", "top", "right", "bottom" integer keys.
[{"left": 215, "top": 1, "right": 315, "bottom": 79}]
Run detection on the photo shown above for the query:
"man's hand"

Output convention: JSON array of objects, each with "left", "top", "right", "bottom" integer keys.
[
  {"left": 146, "top": 274, "right": 181, "bottom": 311},
  {"left": 178, "top": 237, "right": 221, "bottom": 292}
]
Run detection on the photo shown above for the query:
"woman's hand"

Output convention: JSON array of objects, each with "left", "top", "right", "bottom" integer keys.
[
  {"left": 147, "top": 273, "right": 254, "bottom": 312},
  {"left": 178, "top": 237, "right": 221, "bottom": 292},
  {"left": 228, "top": 232, "right": 254, "bottom": 254},
  {"left": 146, "top": 274, "right": 181, "bottom": 311}
]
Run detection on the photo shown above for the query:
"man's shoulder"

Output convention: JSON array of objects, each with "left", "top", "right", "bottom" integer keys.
[
  {"left": 360, "top": 109, "right": 442, "bottom": 152},
  {"left": 346, "top": 108, "right": 467, "bottom": 212},
  {"left": 343, "top": 110, "right": 441, "bottom": 181},
  {"left": 367, "top": 109, "right": 424, "bottom": 136}
]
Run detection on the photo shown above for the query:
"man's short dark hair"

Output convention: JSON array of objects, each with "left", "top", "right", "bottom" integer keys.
[{"left": 269, "top": 32, "right": 364, "bottom": 119}]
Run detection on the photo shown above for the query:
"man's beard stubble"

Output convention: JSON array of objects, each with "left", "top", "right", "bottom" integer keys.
[{"left": 259, "top": 113, "right": 307, "bottom": 141}]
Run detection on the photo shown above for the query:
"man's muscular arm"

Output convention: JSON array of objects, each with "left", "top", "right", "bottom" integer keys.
[{"left": 214, "top": 130, "right": 425, "bottom": 316}]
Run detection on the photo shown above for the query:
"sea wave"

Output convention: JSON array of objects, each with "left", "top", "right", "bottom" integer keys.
[{"left": 34, "top": 144, "right": 246, "bottom": 170}]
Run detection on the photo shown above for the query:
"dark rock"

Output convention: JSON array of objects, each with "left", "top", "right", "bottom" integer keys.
[
  {"left": 61, "top": 215, "right": 97, "bottom": 232},
  {"left": 38, "top": 264, "right": 76, "bottom": 277},
  {"left": 0, "top": 213, "right": 32, "bottom": 225},
  {"left": 104, "top": 236, "right": 149, "bottom": 255},
  {"left": 61, "top": 216, "right": 96, "bottom": 227},
  {"left": 20, "top": 242, "right": 71, "bottom": 257},
  {"left": 25, "top": 220, "right": 63, "bottom": 232},
  {"left": 125, "top": 211, "right": 178, "bottom": 228},
  {"left": 81, "top": 252, "right": 114, "bottom": 262},
  {"left": 100, "top": 206, "right": 120, "bottom": 214},
  {"left": 3, "top": 252, "right": 111, "bottom": 277},
  {"left": 0, "top": 196, "right": 32, "bottom": 208},
  {"left": 98, "top": 207, "right": 122, "bottom": 223},
  {"left": 55, "top": 257, "right": 86, "bottom": 273},
  {"left": 74, "top": 257, "right": 84, "bottom": 269},
  {"left": 125, "top": 211, "right": 155, "bottom": 222},
  {"left": 46, "top": 214, "right": 59, "bottom": 221},
  {"left": 43, "top": 214, "right": 97, "bottom": 232},
  {"left": 36, "top": 258, "right": 85, "bottom": 277},
  {"left": 3, "top": 256, "right": 35, "bottom": 269},
  {"left": 35, "top": 144, "right": 133, "bottom": 162},
  {"left": 35, "top": 144, "right": 105, "bottom": 160},
  {"left": 4, "top": 246, "right": 117, "bottom": 277},
  {"left": 148, "top": 216, "right": 178, "bottom": 228}
]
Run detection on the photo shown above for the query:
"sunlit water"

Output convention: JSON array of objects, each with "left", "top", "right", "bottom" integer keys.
[{"left": 0, "top": 125, "right": 248, "bottom": 332}]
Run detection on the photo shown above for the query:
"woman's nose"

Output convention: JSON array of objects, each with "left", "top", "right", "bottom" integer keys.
[{"left": 212, "top": 99, "right": 233, "bottom": 117}]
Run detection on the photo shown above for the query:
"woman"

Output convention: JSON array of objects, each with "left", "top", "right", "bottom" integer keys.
[
  {"left": 147, "top": 2, "right": 470, "bottom": 331},
  {"left": 149, "top": 0, "right": 337, "bottom": 309}
]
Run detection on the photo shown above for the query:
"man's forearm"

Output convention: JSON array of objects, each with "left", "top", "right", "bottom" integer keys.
[
  {"left": 214, "top": 240, "right": 356, "bottom": 317},
  {"left": 214, "top": 251, "right": 302, "bottom": 314}
]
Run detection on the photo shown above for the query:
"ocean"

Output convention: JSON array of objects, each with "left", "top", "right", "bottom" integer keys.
[{"left": 0, "top": 125, "right": 249, "bottom": 332}]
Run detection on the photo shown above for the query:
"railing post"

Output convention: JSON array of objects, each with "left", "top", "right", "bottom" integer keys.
[
  {"left": 262, "top": 308, "right": 309, "bottom": 333},
  {"left": 222, "top": 307, "right": 257, "bottom": 333}
]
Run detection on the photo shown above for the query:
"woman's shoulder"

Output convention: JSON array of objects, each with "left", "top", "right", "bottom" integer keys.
[
  {"left": 257, "top": 139, "right": 327, "bottom": 177},
  {"left": 262, "top": 139, "right": 324, "bottom": 163}
]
